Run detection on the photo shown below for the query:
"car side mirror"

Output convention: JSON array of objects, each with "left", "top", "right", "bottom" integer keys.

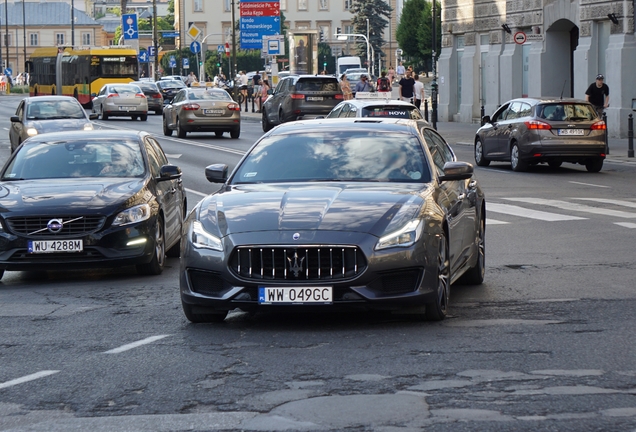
[
  {"left": 10, "top": 115, "right": 20, "bottom": 123},
  {"left": 438, "top": 161, "right": 474, "bottom": 182},
  {"left": 267, "top": 89, "right": 273, "bottom": 95},
  {"left": 158, "top": 164, "right": 182, "bottom": 181},
  {"left": 89, "top": 113, "right": 98, "bottom": 120},
  {"left": 90, "top": 93, "right": 97, "bottom": 97},
  {"left": 205, "top": 164, "right": 228, "bottom": 183},
  {"left": 482, "top": 115, "right": 491, "bottom": 124}
]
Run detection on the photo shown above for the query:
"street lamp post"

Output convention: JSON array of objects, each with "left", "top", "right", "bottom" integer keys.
[
  {"left": 71, "top": 0, "right": 75, "bottom": 45},
  {"left": 152, "top": 0, "right": 158, "bottom": 80},
  {"left": 200, "top": 33, "right": 223, "bottom": 83},
  {"left": 21, "top": 0, "right": 26, "bottom": 76}
]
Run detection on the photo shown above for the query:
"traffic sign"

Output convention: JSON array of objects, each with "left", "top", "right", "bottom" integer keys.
[
  {"left": 169, "top": 56, "right": 176, "bottom": 68},
  {"left": 148, "top": 46, "right": 156, "bottom": 56},
  {"left": 240, "top": 14, "right": 281, "bottom": 50},
  {"left": 162, "top": 32, "right": 180, "bottom": 38},
  {"left": 217, "top": 44, "right": 224, "bottom": 54},
  {"left": 526, "top": 33, "right": 544, "bottom": 42},
  {"left": 190, "top": 41, "right": 201, "bottom": 54},
  {"left": 138, "top": 51, "right": 148, "bottom": 63},
  {"left": 263, "top": 35, "right": 284, "bottom": 55},
  {"left": 187, "top": 24, "right": 201, "bottom": 40},
  {"left": 240, "top": 1, "right": 280, "bottom": 17},
  {"left": 4, "top": 67, "right": 12, "bottom": 76},
  {"left": 122, "top": 14, "right": 139, "bottom": 40},
  {"left": 225, "top": 43, "right": 230, "bottom": 57},
  {"left": 514, "top": 31, "right": 527, "bottom": 45},
  {"left": 183, "top": 58, "right": 189, "bottom": 69}
]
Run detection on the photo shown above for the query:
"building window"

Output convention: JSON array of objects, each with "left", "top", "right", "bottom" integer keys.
[
  {"left": 319, "top": 0, "right": 328, "bottom": 10},
  {"left": 344, "top": 0, "right": 352, "bottom": 11},
  {"left": 298, "top": 0, "right": 307, "bottom": 10},
  {"left": 194, "top": 0, "right": 203, "bottom": 12},
  {"left": 224, "top": 0, "right": 230, "bottom": 12},
  {"left": 296, "top": 21, "right": 310, "bottom": 30},
  {"left": 280, "top": 0, "right": 287, "bottom": 10},
  {"left": 29, "top": 33, "right": 38, "bottom": 46},
  {"left": 82, "top": 33, "right": 91, "bottom": 45},
  {"left": 4, "top": 33, "right": 11, "bottom": 47},
  {"left": 56, "top": 33, "right": 65, "bottom": 45},
  {"left": 319, "top": 24, "right": 330, "bottom": 42},
  {"left": 345, "top": 24, "right": 354, "bottom": 41}
]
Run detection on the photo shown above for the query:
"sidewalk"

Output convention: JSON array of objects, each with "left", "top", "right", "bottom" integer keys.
[{"left": 239, "top": 101, "right": 636, "bottom": 164}]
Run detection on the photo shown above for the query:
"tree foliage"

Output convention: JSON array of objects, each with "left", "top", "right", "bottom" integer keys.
[
  {"left": 350, "top": 0, "right": 392, "bottom": 71},
  {"left": 395, "top": 0, "right": 441, "bottom": 72}
]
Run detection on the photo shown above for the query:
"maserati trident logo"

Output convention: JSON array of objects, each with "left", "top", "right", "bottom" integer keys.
[{"left": 287, "top": 251, "right": 305, "bottom": 277}]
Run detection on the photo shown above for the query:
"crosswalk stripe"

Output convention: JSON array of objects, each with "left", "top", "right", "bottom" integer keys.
[
  {"left": 487, "top": 203, "right": 586, "bottom": 221},
  {"left": 614, "top": 222, "right": 636, "bottom": 229},
  {"left": 573, "top": 198, "right": 636, "bottom": 209},
  {"left": 486, "top": 219, "right": 509, "bottom": 225},
  {"left": 504, "top": 198, "right": 636, "bottom": 219}
]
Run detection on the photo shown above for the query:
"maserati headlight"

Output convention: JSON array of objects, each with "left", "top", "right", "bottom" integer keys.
[
  {"left": 83, "top": 123, "right": 94, "bottom": 131},
  {"left": 375, "top": 219, "right": 423, "bottom": 250},
  {"left": 26, "top": 127, "right": 38, "bottom": 136},
  {"left": 191, "top": 220, "right": 223, "bottom": 251},
  {"left": 112, "top": 204, "right": 151, "bottom": 226}
]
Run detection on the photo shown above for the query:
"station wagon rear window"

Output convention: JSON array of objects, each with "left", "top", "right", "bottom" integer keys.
[
  {"left": 295, "top": 79, "right": 340, "bottom": 92},
  {"left": 537, "top": 103, "right": 597, "bottom": 121}
]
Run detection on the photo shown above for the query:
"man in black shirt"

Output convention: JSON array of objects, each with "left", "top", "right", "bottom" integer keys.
[
  {"left": 399, "top": 70, "right": 415, "bottom": 103},
  {"left": 585, "top": 74, "right": 610, "bottom": 116}
]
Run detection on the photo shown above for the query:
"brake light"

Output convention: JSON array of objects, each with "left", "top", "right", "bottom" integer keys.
[
  {"left": 182, "top": 103, "right": 200, "bottom": 110},
  {"left": 524, "top": 120, "right": 551, "bottom": 130},
  {"left": 335, "top": 94, "right": 344, "bottom": 100},
  {"left": 107, "top": 94, "right": 117, "bottom": 98},
  {"left": 135, "top": 93, "right": 146, "bottom": 98},
  {"left": 227, "top": 103, "right": 240, "bottom": 111},
  {"left": 152, "top": 94, "right": 162, "bottom": 99},
  {"left": 591, "top": 121, "right": 606, "bottom": 130},
  {"left": 290, "top": 93, "right": 305, "bottom": 100}
]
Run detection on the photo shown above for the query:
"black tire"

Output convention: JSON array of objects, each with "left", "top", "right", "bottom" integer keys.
[
  {"left": 548, "top": 161, "right": 562, "bottom": 168},
  {"left": 101, "top": 106, "right": 109, "bottom": 120},
  {"left": 278, "top": 109, "right": 286, "bottom": 124},
  {"left": 262, "top": 109, "right": 272, "bottom": 132},
  {"left": 426, "top": 233, "right": 450, "bottom": 321},
  {"left": 166, "top": 239, "right": 181, "bottom": 258},
  {"left": 474, "top": 138, "right": 490, "bottom": 167},
  {"left": 215, "top": 131, "right": 224, "bottom": 137},
  {"left": 586, "top": 158, "right": 604, "bottom": 173},
  {"left": 136, "top": 216, "right": 165, "bottom": 275},
  {"left": 162, "top": 116, "right": 173, "bottom": 136},
  {"left": 140, "top": 114, "right": 148, "bottom": 121},
  {"left": 155, "top": 108, "right": 163, "bottom": 115},
  {"left": 132, "top": 115, "right": 139, "bottom": 120},
  {"left": 510, "top": 143, "right": 527, "bottom": 172},
  {"left": 230, "top": 128, "right": 240, "bottom": 139},
  {"left": 458, "top": 216, "right": 485, "bottom": 285},
  {"left": 0, "top": 269, "right": 4, "bottom": 280},
  {"left": 177, "top": 119, "right": 187, "bottom": 138},
  {"left": 182, "top": 302, "right": 228, "bottom": 323}
]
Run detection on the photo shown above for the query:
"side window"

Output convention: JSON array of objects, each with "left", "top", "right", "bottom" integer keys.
[
  {"left": 144, "top": 140, "right": 162, "bottom": 178},
  {"left": 519, "top": 102, "right": 532, "bottom": 117},
  {"left": 327, "top": 104, "right": 343, "bottom": 118},
  {"left": 423, "top": 129, "right": 455, "bottom": 176},
  {"left": 491, "top": 103, "right": 510, "bottom": 122},
  {"left": 274, "top": 79, "right": 287, "bottom": 94},
  {"left": 347, "top": 106, "right": 358, "bottom": 117},
  {"left": 338, "top": 104, "right": 351, "bottom": 118},
  {"left": 99, "top": 86, "right": 106, "bottom": 96},
  {"left": 504, "top": 102, "right": 523, "bottom": 120},
  {"left": 15, "top": 101, "right": 24, "bottom": 116},
  {"left": 148, "top": 138, "right": 169, "bottom": 167}
]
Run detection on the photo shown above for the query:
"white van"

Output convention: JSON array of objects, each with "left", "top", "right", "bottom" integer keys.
[{"left": 337, "top": 56, "right": 362, "bottom": 75}]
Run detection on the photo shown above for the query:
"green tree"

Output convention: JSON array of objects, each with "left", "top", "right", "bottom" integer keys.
[
  {"left": 417, "top": 0, "right": 441, "bottom": 73},
  {"left": 351, "top": 0, "right": 392, "bottom": 73},
  {"left": 395, "top": 0, "right": 425, "bottom": 64}
]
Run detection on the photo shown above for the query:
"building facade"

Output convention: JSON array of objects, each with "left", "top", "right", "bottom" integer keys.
[{"left": 439, "top": 0, "right": 636, "bottom": 138}]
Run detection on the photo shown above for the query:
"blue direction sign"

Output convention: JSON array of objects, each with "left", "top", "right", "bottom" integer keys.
[
  {"left": 190, "top": 41, "right": 201, "bottom": 54},
  {"left": 122, "top": 13, "right": 139, "bottom": 40},
  {"left": 217, "top": 44, "right": 224, "bottom": 54},
  {"left": 138, "top": 50, "right": 148, "bottom": 63},
  {"left": 169, "top": 56, "right": 176, "bottom": 68},
  {"left": 4, "top": 67, "right": 12, "bottom": 76},
  {"left": 240, "top": 0, "right": 281, "bottom": 50},
  {"left": 161, "top": 31, "right": 180, "bottom": 38}
]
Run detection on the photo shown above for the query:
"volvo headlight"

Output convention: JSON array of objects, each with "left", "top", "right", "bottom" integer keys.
[
  {"left": 112, "top": 204, "right": 151, "bottom": 226},
  {"left": 83, "top": 123, "right": 94, "bottom": 131},
  {"left": 191, "top": 220, "right": 223, "bottom": 251},
  {"left": 26, "top": 127, "right": 38, "bottom": 136},
  {"left": 375, "top": 219, "right": 423, "bottom": 250}
]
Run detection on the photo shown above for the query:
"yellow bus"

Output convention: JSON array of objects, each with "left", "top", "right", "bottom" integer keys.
[{"left": 27, "top": 46, "right": 139, "bottom": 107}]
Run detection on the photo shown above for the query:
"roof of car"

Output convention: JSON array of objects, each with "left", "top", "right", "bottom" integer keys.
[
  {"left": 266, "top": 117, "right": 422, "bottom": 136},
  {"left": 342, "top": 97, "right": 420, "bottom": 109},
  {"left": 25, "top": 129, "right": 149, "bottom": 143},
  {"left": 507, "top": 96, "right": 591, "bottom": 105},
  {"left": 23, "top": 95, "right": 81, "bottom": 103}
]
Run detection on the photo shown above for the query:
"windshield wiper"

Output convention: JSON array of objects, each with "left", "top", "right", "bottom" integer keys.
[{"left": 1, "top": 177, "right": 26, "bottom": 181}]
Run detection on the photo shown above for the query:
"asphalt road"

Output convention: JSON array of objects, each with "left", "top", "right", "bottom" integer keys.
[{"left": 1, "top": 94, "right": 636, "bottom": 431}]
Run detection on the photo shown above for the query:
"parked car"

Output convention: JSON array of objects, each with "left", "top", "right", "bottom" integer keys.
[
  {"left": 326, "top": 97, "right": 425, "bottom": 120},
  {"left": 91, "top": 83, "right": 148, "bottom": 121},
  {"left": 163, "top": 87, "right": 241, "bottom": 139},
  {"left": 156, "top": 79, "right": 187, "bottom": 104},
  {"left": 9, "top": 96, "right": 97, "bottom": 153},
  {"left": 160, "top": 75, "right": 188, "bottom": 84},
  {"left": 0, "top": 130, "right": 186, "bottom": 280},
  {"left": 130, "top": 81, "right": 164, "bottom": 115},
  {"left": 261, "top": 75, "right": 343, "bottom": 132},
  {"left": 180, "top": 118, "right": 485, "bottom": 323},
  {"left": 475, "top": 97, "right": 607, "bottom": 172}
]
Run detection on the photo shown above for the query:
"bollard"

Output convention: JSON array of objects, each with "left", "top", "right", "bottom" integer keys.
[
  {"left": 244, "top": 91, "right": 248, "bottom": 112},
  {"left": 603, "top": 112, "right": 609, "bottom": 154},
  {"left": 424, "top": 99, "right": 429, "bottom": 122},
  {"left": 480, "top": 106, "right": 485, "bottom": 126},
  {"left": 628, "top": 114, "right": 634, "bottom": 158},
  {"left": 252, "top": 93, "right": 256, "bottom": 113}
]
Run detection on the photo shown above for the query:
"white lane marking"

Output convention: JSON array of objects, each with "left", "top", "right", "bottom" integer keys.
[
  {"left": 486, "top": 219, "right": 509, "bottom": 225},
  {"left": 505, "top": 198, "right": 636, "bottom": 219},
  {"left": 487, "top": 203, "right": 586, "bottom": 221},
  {"left": 104, "top": 335, "right": 170, "bottom": 354},
  {"left": 569, "top": 181, "right": 610, "bottom": 188},
  {"left": 573, "top": 198, "right": 636, "bottom": 209},
  {"left": 615, "top": 222, "right": 636, "bottom": 229},
  {"left": 0, "top": 370, "right": 60, "bottom": 390},
  {"left": 186, "top": 188, "right": 208, "bottom": 197}
]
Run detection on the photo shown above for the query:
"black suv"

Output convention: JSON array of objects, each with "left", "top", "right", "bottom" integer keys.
[{"left": 262, "top": 75, "right": 342, "bottom": 132}]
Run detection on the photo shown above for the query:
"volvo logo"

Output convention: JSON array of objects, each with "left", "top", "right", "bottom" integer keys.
[
  {"left": 287, "top": 251, "right": 305, "bottom": 277},
  {"left": 47, "top": 219, "right": 64, "bottom": 233},
  {"left": 292, "top": 232, "right": 300, "bottom": 240}
]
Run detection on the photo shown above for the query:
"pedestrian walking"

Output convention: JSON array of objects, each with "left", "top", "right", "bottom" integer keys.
[
  {"left": 258, "top": 79, "right": 270, "bottom": 112},
  {"left": 413, "top": 74, "right": 424, "bottom": 109},
  {"left": 399, "top": 70, "right": 415, "bottom": 103},
  {"left": 396, "top": 61, "right": 405, "bottom": 82},
  {"left": 355, "top": 74, "right": 373, "bottom": 93},
  {"left": 585, "top": 74, "right": 610, "bottom": 116},
  {"left": 377, "top": 71, "right": 391, "bottom": 94},
  {"left": 340, "top": 74, "right": 353, "bottom": 100},
  {"left": 388, "top": 66, "right": 395, "bottom": 84}
]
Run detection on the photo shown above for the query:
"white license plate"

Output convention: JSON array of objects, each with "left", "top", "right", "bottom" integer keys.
[
  {"left": 258, "top": 287, "right": 332, "bottom": 304},
  {"left": 204, "top": 109, "right": 224, "bottom": 115},
  {"left": 306, "top": 96, "right": 323, "bottom": 101},
  {"left": 28, "top": 239, "right": 83, "bottom": 254},
  {"left": 558, "top": 129, "right": 584, "bottom": 136},
  {"left": 119, "top": 106, "right": 135, "bottom": 111}
]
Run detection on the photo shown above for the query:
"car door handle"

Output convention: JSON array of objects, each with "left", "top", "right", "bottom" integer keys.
[
  {"left": 468, "top": 180, "right": 477, "bottom": 189},
  {"left": 458, "top": 193, "right": 466, "bottom": 200}
]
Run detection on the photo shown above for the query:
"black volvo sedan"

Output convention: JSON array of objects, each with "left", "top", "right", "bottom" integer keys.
[
  {"left": 0, "top": 130, "right": 186, "bottom": 280},
  {"left": 180, "top": 118, "right": 486, "bottom": 323}
]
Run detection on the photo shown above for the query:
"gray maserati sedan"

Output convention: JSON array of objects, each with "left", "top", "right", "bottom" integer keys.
[{"left": 180, "top": 118, "right": 486, "bottom": 323}]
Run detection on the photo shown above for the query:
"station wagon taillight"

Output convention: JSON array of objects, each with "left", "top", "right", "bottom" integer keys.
[
  {"left": 335, "top": 94, "right": 344, "bottom": 100},
  {"left": 290, "top": 93, "right": 305, "bottom": 99},
  {"left": 591, "top": 121, "right": 606, "bottom": 130},
  {"left": 524, "top": 120, "right": 551, "bottom": 130}
]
